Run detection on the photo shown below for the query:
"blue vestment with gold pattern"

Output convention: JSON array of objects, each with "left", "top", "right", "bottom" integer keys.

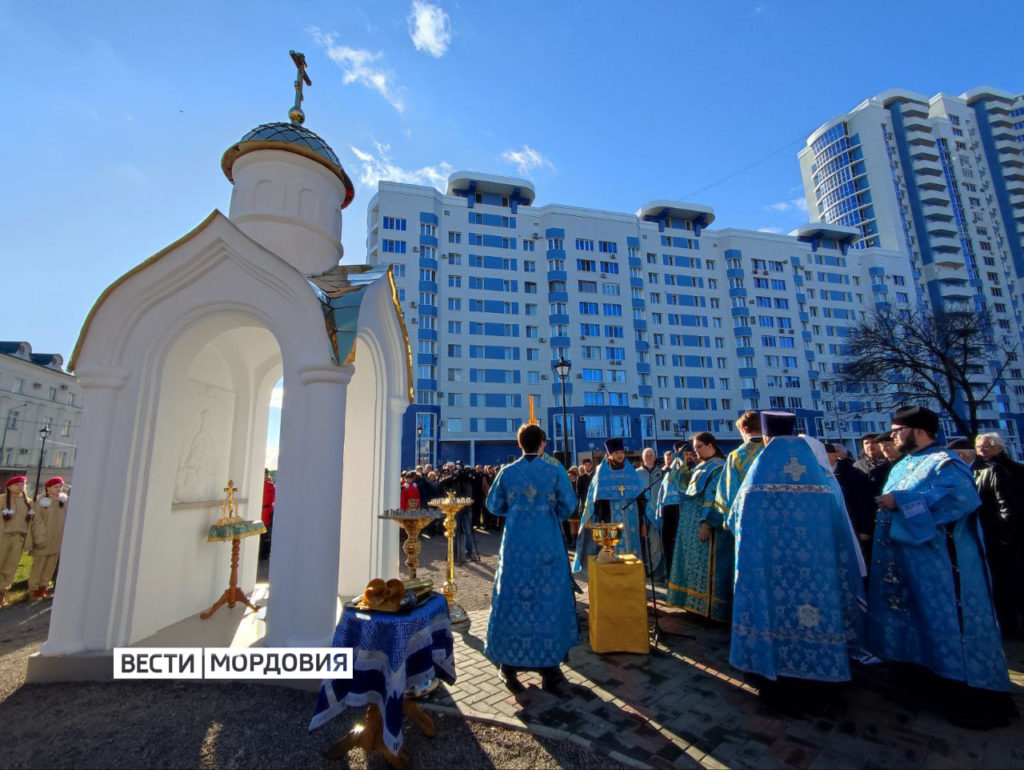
[
  {"left": 572, "top": 460, "right": 645, "bottom": 575},
  {"left": 484, "top": 454, "right": 579, "bottom": 667},
  {"left": 869, "top": 446, "right": 1009, "bottom": 691},
  {"left": 728, "top": 436, "right": 867, "bottom": 681},
  {"left": 714, "top": 439, "right": 763, "bottom": 518},
  {"left": 666, "top": 457, "right": 732, "bottom": 621}
]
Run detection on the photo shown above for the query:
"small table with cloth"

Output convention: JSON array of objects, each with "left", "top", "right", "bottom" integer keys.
[{"left": 310, "top": 593, "right": 455, "bottom": 768}]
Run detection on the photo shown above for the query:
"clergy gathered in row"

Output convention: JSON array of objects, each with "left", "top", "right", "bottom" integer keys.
[{"left": 482, "top": 406, "right": 1018, "bottom": 730}]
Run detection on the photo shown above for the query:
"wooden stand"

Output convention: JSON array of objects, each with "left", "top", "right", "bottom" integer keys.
[
  {"left": 201, "top": 538, "right": 260, "bottom": 620},
  {"left": 324, "top": 701, "right": 436, "bottom": 769}
]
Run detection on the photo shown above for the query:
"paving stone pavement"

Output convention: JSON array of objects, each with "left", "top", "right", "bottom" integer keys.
[{"left": 419, "top": 586, "right": 1024, "bottom": 770}]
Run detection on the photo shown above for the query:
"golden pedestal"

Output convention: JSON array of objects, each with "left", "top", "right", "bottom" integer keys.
[{"left": 587, "top": 555, "right": 649, "bottom": 654}]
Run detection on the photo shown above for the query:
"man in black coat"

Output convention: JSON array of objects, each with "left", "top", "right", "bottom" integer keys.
[
  {"left": 974, "top": 433, "right": 1024, "bottom": 638},
  {"left": 852, "top": 433, "right": 885, "bottom": 475},
  {"left": 825, "top": 443, "right": 876, "bottom": 559}
]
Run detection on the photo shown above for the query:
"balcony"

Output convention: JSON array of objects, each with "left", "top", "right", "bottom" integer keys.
[
  {"left": 926, "top": 220, "right": 957, "bottom": 237},
  {"left": 937, "top": 280, "right": 972, "bottom": 301},
  {"left": 913, "top": 157, "right": 943, "bottom": 176},
  {"left": 929, "top": 234, "right": 961, "bottom": 252},
  {"left": 918, "top": 188, "right": 950, "bottom": 205}
]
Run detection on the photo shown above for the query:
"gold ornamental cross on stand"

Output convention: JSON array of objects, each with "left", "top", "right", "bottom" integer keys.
[{"left": 289, "top": 50, "right": 312, "bottom": 125}]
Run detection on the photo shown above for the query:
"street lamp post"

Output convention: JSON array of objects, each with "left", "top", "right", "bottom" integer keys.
[
  {"left": 416, "top": 424, "right": 424, "bottom": 467},
  {"left": 553, "top": 356, "right": 572, "bottom": 466},
  {"left": 34, "top": 425, "right": 51, "bottom": 496}
]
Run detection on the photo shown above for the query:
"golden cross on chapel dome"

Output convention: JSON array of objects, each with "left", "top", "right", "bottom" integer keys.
[{"left": 289, "top": 50, "right": 312, "bottom": 125}]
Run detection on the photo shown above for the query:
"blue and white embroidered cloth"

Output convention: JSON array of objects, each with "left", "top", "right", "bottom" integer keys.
[{"left": 309, "top": 593, "right": 455, "bottom": 753}]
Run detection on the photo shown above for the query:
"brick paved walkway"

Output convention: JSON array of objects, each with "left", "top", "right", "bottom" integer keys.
[{"left": 421, "top": 590, "right": 1024, "bottom": 769}]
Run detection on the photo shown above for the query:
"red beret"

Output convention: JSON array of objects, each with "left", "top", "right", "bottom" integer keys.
[
  {"left": 44, "top": 477, "right": 64, "bottom": 489},
  {"left": 5, "top": 476, "right": 27, "bottom": 487}
]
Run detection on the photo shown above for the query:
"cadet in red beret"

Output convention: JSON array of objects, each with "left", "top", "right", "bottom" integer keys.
[
  {"left": 1, "top": 476, "right": 35, "bottom": 604},
  {"left": 28, "top": 477, "right": 66, "bottom": 599}
]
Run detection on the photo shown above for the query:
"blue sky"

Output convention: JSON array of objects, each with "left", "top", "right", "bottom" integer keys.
[{"left": 1, "top": 0, "right": 1021, "bottom": 363}]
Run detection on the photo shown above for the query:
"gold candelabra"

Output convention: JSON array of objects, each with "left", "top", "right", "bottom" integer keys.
[
  {"left": 378, "top": 509, "right": 442, "bottom": 579},
  {"left": 427, "top": 491, "right": 473, "bottom": 625}
]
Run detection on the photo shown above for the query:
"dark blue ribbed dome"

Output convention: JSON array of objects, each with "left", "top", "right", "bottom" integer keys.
[
  {"left": 237, "top": 122, "right": 341, "bottom": 167},
  {"left": 221, "top": 121, "right": 354, "bottom": 208}
]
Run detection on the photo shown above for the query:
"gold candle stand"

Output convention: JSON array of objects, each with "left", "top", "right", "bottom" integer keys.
[
  {"left": 427, "top": 491, "right": 474, "bottom": 625},
  {"left": 378, "top": 509, "right": 442, "bottom": 579}
]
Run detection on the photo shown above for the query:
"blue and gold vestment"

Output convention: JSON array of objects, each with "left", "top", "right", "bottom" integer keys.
[
  {"left": 869, "top": 446, "right": 1009, "bottom": 691},
  {"left": 484, "top": 454, "right": 580, "bottom": 667},
  {"left": 666, "top": 456, "right": 731, "bottom": 621},
  {"left": 728, "top": 436, "right": 867, "bottom": 682},
  {"left": 572, "top": 459, "right": 645, "bottom": 575}
]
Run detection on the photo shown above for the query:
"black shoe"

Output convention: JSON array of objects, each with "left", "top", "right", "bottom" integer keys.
[
  {"left": 500, "top": 665, "right": 524, "bottom": 694},
  {"left": 541, "top": 667, "right": 570, "bottom": 697}
]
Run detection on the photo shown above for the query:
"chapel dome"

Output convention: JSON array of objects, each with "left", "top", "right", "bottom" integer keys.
[{"left": 221, "top": 121, "right": 355, "bottom": 209}]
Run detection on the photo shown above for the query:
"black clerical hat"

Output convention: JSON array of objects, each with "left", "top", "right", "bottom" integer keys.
[
  {"left": 946, "top": 438, "right": 973, "bottom": 450},
  {"left": 760, "top": 411, "right": 796, "bottom": 438},
  {"left": 604, "top": 437, "right": 625, "bottom": 453},
  {"left": 892, "top": 405, "right": 939, "bottom": 435}
]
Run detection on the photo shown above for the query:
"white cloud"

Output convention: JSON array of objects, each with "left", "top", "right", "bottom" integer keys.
[
  {"left": 349, "top": 141, "right": 453, "bottom": 190},
  {"left": 757, "top": 227, "right": 784, "bottom": 234},
  {"left": 310, "top": 28, "right": 405, "bottom": 113},
  {"left": 501, "top": 144, "right": 553, "bottom": 177},
  {"left": 407, "top": 1, "right": 452, "bottom": 58},
  {"left": 269, "top": 385, "right": 283, "bottom": 409},
  {"left": 765, "top": 197, "right": 809, "bottom": 214}
]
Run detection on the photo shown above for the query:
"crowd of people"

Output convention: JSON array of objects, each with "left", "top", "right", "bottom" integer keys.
[{"left": 454, "top": 407, "right": 1021, "bottom": 729}]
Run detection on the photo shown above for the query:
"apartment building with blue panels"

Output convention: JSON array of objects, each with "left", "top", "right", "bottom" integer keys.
[
  {"left": 799, "top": 87, "right": 1024, "bottom": 452},
  {"left": 367, "top": 172, "right": 919, "bottom": 468}
]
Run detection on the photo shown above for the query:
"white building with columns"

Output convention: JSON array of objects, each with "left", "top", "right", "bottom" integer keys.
[{"left": 31, "top": 89, "right": 412, "bottom": 679}]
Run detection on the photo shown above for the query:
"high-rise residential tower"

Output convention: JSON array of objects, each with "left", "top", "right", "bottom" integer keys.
[{"left": 799, "top": 87, "right": 1024, "bottom": 447}]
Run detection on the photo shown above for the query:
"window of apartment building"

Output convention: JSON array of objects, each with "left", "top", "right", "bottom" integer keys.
[
  {"left": 548, "top": 238, "right": 563, "bottom": 250},
  {"left": 448, "top": 298, "right": 461, "bottom": 311},
  {"left": 576, "top": 238, "right": 595, "bottom": 251},
  {"left": 420, "top": 223, "right": 436, "bottom": 237},
  {"left": 524, "top": 260, "right": 536, "bottom": 272},
  {"left": 526, "top": 349, "right": 539, "bottom": 361},
  {"left": 448, "top": 231, "right": 461, "bottom": 243},
  {"left": 383, "top": 216, "right": 407, "bottom": 230},
  {"left": 580, "top": 302, "right": 599, "bottom": 315},
  {"left": 448, "top": 275, "right": 461, "bottom": 288},
  {"left": 382, "top": 239, "right": 406, "bottom": 253},
  {"left": 599, "top": 241, "right": 617, "bottom": 253},
  {"left": 525, "top": 282, "right": 537, "bottom": 294}
]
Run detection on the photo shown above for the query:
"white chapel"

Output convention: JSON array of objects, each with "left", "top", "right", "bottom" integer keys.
[{"left": 31, "top": 54, "right": 412, "bottom": 677}]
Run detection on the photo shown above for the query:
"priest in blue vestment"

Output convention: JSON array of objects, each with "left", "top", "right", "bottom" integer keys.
[
  {"left": 728, "top": 411, "right": 867, "bottom": 705},
  {"left": 871, "top": 405, "right": 1015, "bottom": 728},
  {"left": 665, "top": 432, "right": 730, "bottom": 621},
  {"left": 572, "top": 437, "right": 645, "bottom": 576},
  {"left": 485, "top": 423, "right": 580, "bottom": 695},
  {"left": 713, "top": 410, "right": 763, "bottom": 520}
]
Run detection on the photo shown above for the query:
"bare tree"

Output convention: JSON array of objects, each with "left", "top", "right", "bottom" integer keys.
[{"left": 832, "top": 303, "right": 1017, "bottom": 439}]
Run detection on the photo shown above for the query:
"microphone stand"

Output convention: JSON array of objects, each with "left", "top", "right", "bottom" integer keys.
[{"left": 626, "top": 469, "right": 695, "bottom": 650}]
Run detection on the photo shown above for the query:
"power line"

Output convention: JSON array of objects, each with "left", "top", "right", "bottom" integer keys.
[{"left": 679, "top": 135, "right": 806, "bottom": 201}]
